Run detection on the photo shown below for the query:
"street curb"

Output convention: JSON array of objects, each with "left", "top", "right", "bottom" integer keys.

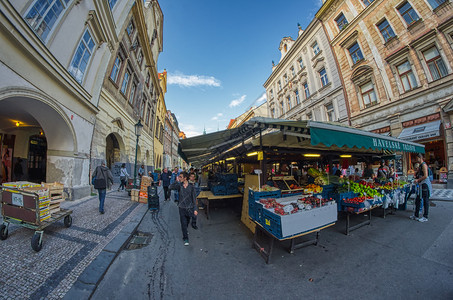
[{"left": 63, "top": 204, "right": 149, "bottom": 300}]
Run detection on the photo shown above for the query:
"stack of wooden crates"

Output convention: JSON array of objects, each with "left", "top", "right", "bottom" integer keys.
[
  {"left": 42, "top": 182, "right": 65, "bottom": 214},
  {"left": 130, "top": 176, "right": 153, "bottom": 203}
]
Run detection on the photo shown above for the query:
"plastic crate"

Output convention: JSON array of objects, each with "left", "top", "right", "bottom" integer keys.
[
  {"left": 216, "top": 173, "right": 238, "bottom": 183},
  {"left": 262, "top": 209, "right": 283, "bottom": 239},
  {"left": 341, "top": 199, "right": 366, "bottom": 208},
  {"left": 211, "top": 185, "right": 227, "bottom": 196},
  {"left": 248, "top": 189, "right": 281, "bottom": 203},
  {"left": 281, "top": 192, "right": 302, "bottom": 198},
  {"left": 248, "top": 201, "right": 264, "bottom": 224}
]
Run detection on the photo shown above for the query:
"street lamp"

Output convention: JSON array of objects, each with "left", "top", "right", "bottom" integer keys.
[{"left": 133, "top": 119, "right": 143, "bottom": 188}]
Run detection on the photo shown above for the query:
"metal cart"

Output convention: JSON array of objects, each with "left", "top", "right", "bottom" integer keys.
[{"left": 0, "top": 186, "right": 73, "bottom": 252}]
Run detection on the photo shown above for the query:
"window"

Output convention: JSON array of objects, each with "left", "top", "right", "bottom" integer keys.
[
  {"left": 397, "top": 61, "right": 417, "bottom": 92},
  {"left": 137, "top": 50, "right": 143, "bottom": 67},
  {"left": 146, "top": 104, "right": 151, "bottom": 126},
  {"left": 126, "top": 20, "right": 135, "bottom": 38},
  {"left": 307, "top": 113, "right": 313, "bottom": 120},
  {"left": 423, "top": 46, "right": 448, "bottom": 80},
  {"left": 362, "top": 0, "right": 375, "bottom": 6},
  {"left": 68, "top": 29, "right": 95, "bottom": 83},
  {"left": 303, "top": 82, "right": 310, "bottom": 99},
  {"left": 298, "top": 58, "right": 304, "bottom": 70},
  {"left": 120, "top": 70, "right": 131, "bottom": 95},
  {"left": 108, "top": 0, "right": 118, "bottom": 9},
  {"left": 271, "top": 108, "right": 275, "bottom": 118},
  {"left": 290, "top": 66, "right": 295, "bottom": 77},
  {"left": 360, "top": 81, "right": 378, "bottom": 107},
  {"left": 280, "top": 101, "right": 284, "bottom": 115},
  {"left": 287, "top": 96, "right": 292, "bottom": 110},
  {"left": 335, "top": 13, "right": 348, "bottom": 31},
  {"left": 141, "top": 99, "right": 146, "bottom": 119},
  {"left": 146, "top": 71, "right": 150, "bottom": 86},
  {"left": 278, "top": 80, "right": 282, "bottom": 90},
  {"left": 398, "top": 1, "right": 420, "bottom": 26},
  {"left": 319, "top": 68, "right": 329, "bottom": 87},
  {"left": 270, "top": 89, "right": 274, "bottom": 99},
  {"left": 427, "top": 0, "right": 446, "bottom": 10},
  {"left": 129, "top": 81, "right": 137, "bottom": 105},
  {"left": 377, "top": 19, "right": 396, "bottom": 42},
  {"left": 313, "top": 42, "right": 320, "bottom": 55},
  {"left": 284, "top": 74, "right": 288, "bottom": 84},
  {"left": 24, "top": 0, "right": 71, "bottom": 41},
  {"left": 326, "top": 104, "right": 335, "bottom": 121},
  {"left": 110, "top": 54, "right": 123, "bottom": 83},
  {"left": 295, "top": 89, "right": 300, "bottom": 105},
  {"left": 348, "top": 42, "right": 364, "bottom": 64}
]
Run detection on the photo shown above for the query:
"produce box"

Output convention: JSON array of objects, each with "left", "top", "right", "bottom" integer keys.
[
  {"left": 131, "top": 189, "right": 140, "bottom": 202},
  {"left": 2, "top": 181, "right": 41, "bottom": 189},
  {"left": 138, "top": 196, "right": 148, "bottom": 204},
  {"left": 141, "top": 176, "right": 153, "bottom": 186},
  {"left": 262, "top": 202, "right": 337, "bottom": 239},
  {"left": 139, "top": 191, "right": 148, "bottom": 198},
  {"left": 248, "top": 189, "right": 281, "bottom": 203}
]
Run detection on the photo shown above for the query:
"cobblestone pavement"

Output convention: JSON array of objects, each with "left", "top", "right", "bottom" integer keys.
[
  {"left": 0, "top": 185, "right": 144, "bottom": 300},
  {"left": 431, "top": 189, "right": 453, "bottom": 201}
]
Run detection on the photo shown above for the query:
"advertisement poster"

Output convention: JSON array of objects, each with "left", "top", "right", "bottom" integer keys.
[{"left": 1, "top": 146, "right": 12, "bottom": 183}]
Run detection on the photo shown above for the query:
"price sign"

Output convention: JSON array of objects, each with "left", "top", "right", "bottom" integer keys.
[{"left": 12, "top": 193, "right": 24, "bottom": 207}]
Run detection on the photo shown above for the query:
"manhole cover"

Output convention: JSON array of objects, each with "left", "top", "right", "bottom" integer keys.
[{"left": 126, "top": 232, "right": 152, "bottom": 250}]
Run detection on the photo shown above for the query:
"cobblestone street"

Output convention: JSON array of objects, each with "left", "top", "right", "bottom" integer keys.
[{"left": 0, "top": 186, "right": 145, "bottom": 300}]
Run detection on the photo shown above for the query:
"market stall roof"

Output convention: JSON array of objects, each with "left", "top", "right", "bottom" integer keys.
[
  {"left": 397, "top": 120, "right": 441, "bottom": 142},
  {"left": 179, "top": 117, "right": 425, "bottom": 166}
]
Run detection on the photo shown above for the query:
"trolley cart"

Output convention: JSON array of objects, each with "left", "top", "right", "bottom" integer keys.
[{"left": 0, "top": 186, "right": 73, "bottom": 252}]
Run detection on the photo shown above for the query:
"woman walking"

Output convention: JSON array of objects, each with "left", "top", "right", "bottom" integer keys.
[
  {"left": 411, "top": 153, "right": 432, "bottom": 222},
  {"left": 118, "top": 163, "right": 130, "bottom": 191},
  {"left": 92, "top": 160, "right": 114, "bottom": 214}
]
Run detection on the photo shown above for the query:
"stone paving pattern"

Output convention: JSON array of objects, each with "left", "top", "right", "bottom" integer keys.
[{"left": 0, "top": 186, "right": 143, "bottom": 300}]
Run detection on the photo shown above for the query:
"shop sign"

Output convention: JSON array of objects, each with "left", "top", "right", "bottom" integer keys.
[{"left": 257, "top": 151, "right": 264, "bottom": 161}]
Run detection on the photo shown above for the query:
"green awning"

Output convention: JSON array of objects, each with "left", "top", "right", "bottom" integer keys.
[{"left": 309, "top": 121, "right": 425, "bottom": 154}]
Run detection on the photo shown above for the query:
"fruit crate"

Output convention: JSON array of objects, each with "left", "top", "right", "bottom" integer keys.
[
  {"left": 262, "top": 203, "right": 337, "bottom": 239},
  {"left": 248, "top": 189, "right": 281, "bottom": 203},
  {"left": 334, "top": 192, "right": 359, "bottom": 211},
  {"left": 248, "top": 201, "right": 265, "bottom": 225},
  {"left": 211, "top": 185, "right": 227, "bottom": 196},
  {"left": 281, "top": 192, "right": 303, "bottom": 198}
]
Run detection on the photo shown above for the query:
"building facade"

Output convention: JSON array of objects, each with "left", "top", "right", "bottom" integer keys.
[
  {"left": 316, "top": 0, "right": 453, "bottom": 184},
  {"left": 227, "top": 102, "right": 269, "bottom": 129},
  {"left": 264, "top": 19, "right": 349, "bottom": 124},
  {"left": 153, "top": 70, "right": 167, "bottom": 170},
  {"left": 91, "top": 0, "right": 163, "bottom": 182},
  {"left": 0, "top": 0, "right": 124, "bottom": 198},
  {"left": 163, "top": 110, "right": 173, "bottom": 169}
]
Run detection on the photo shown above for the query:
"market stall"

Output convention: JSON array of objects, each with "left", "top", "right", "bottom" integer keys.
[{"left": 179, "top": 118, "right": 424, "bottom": 262}]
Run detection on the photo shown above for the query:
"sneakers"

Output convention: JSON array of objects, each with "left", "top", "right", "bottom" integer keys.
[
  {"left": 192, "top": 224, "right": 198, "bottom": 230},
  {"left": 409, "top": 215, "right": 419, "bottom": 220},
  {"left": 418, "top": 217, "right": 428, "bottom": 223},
  {"left": 183, "top": 239, "right": 189, "bottom": 246}
]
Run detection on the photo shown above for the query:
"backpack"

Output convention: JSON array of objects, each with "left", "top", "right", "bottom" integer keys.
[{"left": 421, "top": 162, "right": 433, "bottom": 182}]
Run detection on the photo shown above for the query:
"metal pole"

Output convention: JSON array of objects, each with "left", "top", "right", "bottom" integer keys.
[{"left": 133, "top": 135, "right": 139, "bottom": 188}]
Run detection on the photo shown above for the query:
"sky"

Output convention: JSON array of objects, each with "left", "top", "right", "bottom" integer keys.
[{"left": 157, "top": 0, "right": 324, "bottom": 137}]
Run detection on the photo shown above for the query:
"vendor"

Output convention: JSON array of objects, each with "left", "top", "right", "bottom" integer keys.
[{"left": 362, "top": 163, "right": 374, "bottom": 179}]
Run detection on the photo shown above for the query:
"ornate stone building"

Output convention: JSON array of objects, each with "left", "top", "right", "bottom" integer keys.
[
  {"left": 316, "top": 0, "right": 453, "bottom": 184},
  {"left": 264, "top": 19, "right": 349, "bottom": 124}
]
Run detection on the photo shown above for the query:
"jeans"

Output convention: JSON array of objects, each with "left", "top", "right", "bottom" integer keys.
[
  {"left": 119, "top": 177, "right": 127, "bottom": 190},
  {"left": 163, "top": 186, "right": 170, "bottom": 200},
  {"left": 415, "top": 183, "right": 429, "bottom": 218},
  {"left": 179, "top": 207, "right": 193, "bottom": 240},
  {"left": 98, "top": 189, "right": 106, "bottom": 213},
  {"left": 174, "top": 190, "right": 179, "bottom": 202}
]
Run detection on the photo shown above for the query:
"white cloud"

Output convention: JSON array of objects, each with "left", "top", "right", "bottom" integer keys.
[
  {"left": 211, "top": 113, "right": 223, "bottom": 121},
  {"left": 180, "top": 123, "right": 202, "bottom": 138},
  {"left": 167, "top": 72, "right": 221, "bottom": 87},
  {"left": 254, "top": 92, "right": 267, "bottom": 105},
  {"left": 229, "top": 95, "right": 246, "bottom": 108}
]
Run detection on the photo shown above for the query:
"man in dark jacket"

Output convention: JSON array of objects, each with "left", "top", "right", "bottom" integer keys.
[
  {"left": 160, "top": 167, "right": 172, "bottom": 201},
  {"left": 92, "top": 160, "right": 114, "bottom": 214},
  {"left": 169, "top": 172, "right": 198, "bottom": 246}
]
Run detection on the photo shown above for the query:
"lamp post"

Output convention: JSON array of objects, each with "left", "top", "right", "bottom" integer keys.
[{"left": 133, "top": 119, "right": 143, "bottom": 188}]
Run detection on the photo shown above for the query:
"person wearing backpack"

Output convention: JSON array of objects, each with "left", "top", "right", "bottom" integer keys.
[
  {"left": 92, "top": 160, "right": 114, "bottom": 214},
  {"left": 410, "top": 153, "right": 432, "bottom": 223}
]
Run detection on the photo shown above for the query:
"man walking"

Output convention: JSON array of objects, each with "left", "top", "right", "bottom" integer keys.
[
  {"left": 169, "top": 172, "right": 198, "bottom": 246},
  {"left": 92, "top": 160, "right": 114, "bottom": 214},
  {"left": 160, "top": 167, "right": 172, "bottom": 201}
]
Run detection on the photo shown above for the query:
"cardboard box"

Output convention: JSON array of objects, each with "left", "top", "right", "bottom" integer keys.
[
  {"left": 138, "top": 196, "right": 148, "bottom": 204},
  {"left": 131, "top": 189, "right": 140, "bottom": 196},
  {"left": 140, "top": 185, "right": 148, "bottom": 192},
  {"left": 139, "top": 191, "right": 148, "bottom": 198},
  {"left": 141, "top": 176, "right": 153, "bottom": 186}
]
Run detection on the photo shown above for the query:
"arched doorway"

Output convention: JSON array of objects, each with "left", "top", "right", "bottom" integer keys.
[{"left": 106, "top": 133, "right": 120, "bottom": 168}]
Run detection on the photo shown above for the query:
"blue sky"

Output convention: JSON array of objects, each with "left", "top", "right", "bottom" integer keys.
[{"left": 157, "top": 0, "right": 323, "bottom": 137}]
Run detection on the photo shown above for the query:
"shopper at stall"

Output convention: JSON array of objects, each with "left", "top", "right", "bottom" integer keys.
[
  {"left": 363, "top": 163, "right": 374, "bottom": 179},
  {"left": 138, "top": 165, "right": 145, "bottom": 178},
  {"left": 377, "top": 160, "right": 388, "bottom": 180},
  {"left": 169, "top": 172, "right": 198, "bottom": 246},
  {"left": 411, "top": 154, "right": 432, "bottom": 222},
  {"left": 92, "top": 160, "right": 114, "bottom": 214},
  {"left": 118, "top": 163, "right": 130, "bottom": 191},
  {"left": 160, "top": 167, "right": 172, "bottom": 201}
]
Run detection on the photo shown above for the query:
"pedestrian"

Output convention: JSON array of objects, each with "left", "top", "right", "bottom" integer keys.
[
  {"left": 171, "top": 167, "right": 180, "bottom": 203},
  {"left": 160, "top": 167, "right": 172, "bottom": 201},
  {"left": 118, "top": 163, "right": 130, "bottom": 191},
  {"left": 363, "top": 163, "right": 374, "bottom": 179},
  {"left": 189, "top": 172, "right": 200, "bottom": 229},
  {"left": 169, "top": 172, "right": 198, "bottom": 246},
  {"left": 92, "top": 160, "right": 114, "bottom": 214},
  {"left": 411, "top": 153, "right": 432, "bottom": 222},
  {"left": 138, "top": 164, "right": 145, "bottom": 178}
]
